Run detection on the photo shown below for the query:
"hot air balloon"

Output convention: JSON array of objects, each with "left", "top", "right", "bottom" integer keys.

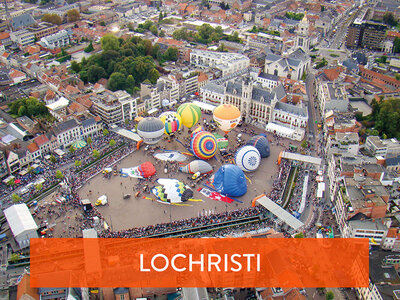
[
  {"left": 246, "top": 135, "right": 270, "bottom": 158},
  {"left": 213, "top": 104, "right": 241, "bottom": 134},
  {"left": 211, "top": 164, "right": 247, "bottom": 197},
  {"left": 137, "top": 117, "right": 165, "bottom": 144},
  {"left": 159, "top": 111, "right": 182, "bottom": 135},
  {"left": 179, "top": 160, "right": 213, "bottom": 174},
  {"left": 120, "top": 161, "right": 156, "bottom": 178},
  {"left": 190, "top": 131, "right": 217, "bottom": 160},
  {"left": 151, "top": 179, "right": 194, "bottom": 204},
  {"left": 191, "top": 125, "right": 203, "bottom": 138},
  {"left": 177, "top": 103, "right": 202, "bottom": 128},
  {"left": 235, "top": 146, "right": 261, "bottom": 172}
]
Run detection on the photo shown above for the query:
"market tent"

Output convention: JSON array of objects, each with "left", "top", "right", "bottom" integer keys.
[{"left": 71, "top": 140, "right": 87, "bottom": 150}]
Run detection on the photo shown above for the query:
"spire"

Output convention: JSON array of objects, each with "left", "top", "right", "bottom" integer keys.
[{"left": 301, "top": 11, "right": 308, "bottom": 23}]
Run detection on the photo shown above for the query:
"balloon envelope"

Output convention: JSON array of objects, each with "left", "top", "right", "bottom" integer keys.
[
  {"left": 190, "top": 131, "right": 217, "bottom": 160},
  {"left": 152, "top": 178, "right": 193, "bottom": 203},
  {"left": 246, "top": 135, "right": 270, "bottom": 158},
  {"left": 137, "top": 117, "right": 165, "bottom": 144},
  {"left": 212, "top": 164, "right": 247, "bottom": 197},
  {"left": 235, "top": 145, "right": 261, "bottom": 172},
  {"left": 177, "top": 103, "right": 202, "bottom": 128},
  {"left": 213, "top": 104, "right": 241, "bottom": 134},
  {"left": 159, "top": 111, "right": 182, "bottom": 135},
  {"left": 179, "top": 160, "right": 213, "bottom": 174},
  {"left": 120, "top": 161, "right": 156, "bottom": 178}
]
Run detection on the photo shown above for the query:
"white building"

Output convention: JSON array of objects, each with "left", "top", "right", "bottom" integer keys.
[
  {"left": 39, "top": 30, "right": 70, "bottom": 49},
  {"left": 264, "top": 48, "right": 310, "bottom": 81},
  {"left": 365, "top": 136, "right": 400, "bottom": 158},
  {"left": 344, "top": 219, "right": 388, "bottom": 245},
  {"left": 316, "top": 81, "right": 349, "bottom": 117},
  {"left": 52, "top": 118, "right": 82, "bottom": 147},
  {"left": 10, "top": 29, "right": 35, "bottom": 47},
  {"left": 4, "top": 204, "right": 38, "bottom": 249},
  {"left": 256, "top": 72, "right": 279, "bottom": 89},
  {"left": 190, "top": 49, "right": 250, "bottom": 77}
]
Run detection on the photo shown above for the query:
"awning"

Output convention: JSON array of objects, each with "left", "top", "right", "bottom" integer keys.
[{"left": 54, "top": 149, "right": 65, "bottom": 157}]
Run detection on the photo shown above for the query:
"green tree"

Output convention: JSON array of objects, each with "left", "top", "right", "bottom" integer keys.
[
  {"left": 394, "top": 37, "right": 400, "bottom": 53},
  {"left": 158, "top": 12, "right": 163, "bottom": 23},
  {"left": 325, "top": 291, "right": 334, "bottom": 300},
  {"left": 163, "top": 47, "right": 178, "bottom": 61},
  {"left": 103, "top": 129, "right": 109, "bottom": 136},
  {"left": 148, "top": 68, "right": 160, "bottom": 84},
  {"left": 75, "top": 160, "right": 82, "bottom": 167},
  {"left": 87, "top": 137, "right": 92, "bottom": 145},
  {"left": 42, "top": 14, "right": 62, "bottom": 25},
  {"left": 150, "top": 24, "right": 158, "bottom": 36},
  {"left": 216, "top": 43, "right": 228, "bottom": 52},
  {"left": 11, "top": 193, "right": 21, "bottom": 203},
  {"left": 108, "top": 72, "right": 126, "bottom": 91},
  {"left": 36, "top": 183, "right": 43, "bottom": 191},
  {"left": 84, "top": 41, "right": 94, "bottom": 53},
  {"left": 109, "top": 139, "right": 116, "bottom": 147},
  {"left": 101, "top": 34, "right": 120, "bottom": 51},
  {"left": 294, "top": 232, "right": 304, "bottom": 238},
  {"left": 126, "top": 75, "right": 135, "bottom": 89},
  {"left": 69, "top": 145, "right": 75, "bottom": 153},
  {"left": 50, "top": 155, "right": 56, "bottom": 164},
  {"left": 67, "top": 9, "right": 80, "bottom": 23},
  {"left": 55, "top": 170, "right": 64, "bottom": 179},
  {"left": 93, "top": 149, "right": 100, "bottom": 158},
  {"left": 10, "top": 253, "right": 20, "bottom": 263},
  {"left": 71, "top": 61, "right": 81, "bottom": 73},
  {"left": 383, "top": 12, "right": 397, "bottom": 26},
  {"left": 159, "top": 30, "right": 165, "bottom": 37},
  {"left": 79, "top": 70, "right": 88, "bottom": 83},
  {"left": 7, "top": 179, "right": 14, "bottom": 186},
  {"left": 17, "top": 106, "right": 26, "bottom": 117},
  {"left": 87, "top": 65, "right": 107, "bottom": 83},
  {"left": 301, "top": 140, "right": 308, "bottom": 148}
]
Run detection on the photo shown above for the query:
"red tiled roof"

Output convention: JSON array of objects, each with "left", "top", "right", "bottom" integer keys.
[
  {"left": 34, "top": 134, "right": 50, "bottom": 146},
  {"left": 0, "top": 32, "right": 9, "bottom": 40},
  {"left": 27, "top": 142, "right": 39, "bottom": 153},
  {"left": 17, "top": 274, "right": 39, "bottom": 300},
  {"left": 64, "top": 85, "right": 81, "bottom": 95},
  {"left": 9, "top": 69, "right": 26, "bottom": 79},
  {"left": 323, "top": 67, "right": 343, "bottom": 81}
]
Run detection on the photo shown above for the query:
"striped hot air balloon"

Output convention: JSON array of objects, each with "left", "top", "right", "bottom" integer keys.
[
  {"left": 159, "top": 111, "right": 182, "bottom": 135},
  {"left": 177, "top": 103, "right": 202, "bottom": 128},
  {"left": 190, "top": 131, "right": 217, "bottom": 160},
  {"left": 179, "top": 160, "right": 213, "bottom": 174}
]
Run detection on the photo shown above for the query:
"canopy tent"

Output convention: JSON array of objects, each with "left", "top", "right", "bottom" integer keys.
[
  {"left": 71, "top": 140, "right": 87, "bottom": 149},
  {"left": 111, "top": 127, "right": 142, "bottom": 142},
  {"left": 192, "top": 100, "right": 216, "bottom": 113}
]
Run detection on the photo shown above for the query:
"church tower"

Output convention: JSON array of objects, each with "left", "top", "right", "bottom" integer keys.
[{"left": 295, "top": 12, "right": 310, "bottom": 53}]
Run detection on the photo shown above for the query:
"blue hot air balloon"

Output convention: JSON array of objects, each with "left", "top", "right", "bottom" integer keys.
[
  {"left": 246, "top": 135, "right": 270, "bottom": 158},
  {"left": 211, "top": 164, "right": 247, "bottom": 197}
]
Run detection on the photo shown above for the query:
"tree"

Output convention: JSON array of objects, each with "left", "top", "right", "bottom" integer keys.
[
  {"left": 163, "top": 47, "right": 178, "bottom": 61},
  {"left": 109, "top": 139, "right": 116, "bottom": 147},
  {"left": 11, "top": 193, "right": 21, "bottom": 203},
  {"left": 7, "top": 179, "right": 14, "bottom": 186},
  {"left": 216, "top": 43, "right": 228, "bottom": 52},
  {"left": 394, "top": 37, "right": 400, "bottom": 53},
  {"left": 148, "top": 68, "right": 160, "bottom": 84},
  {"left": 159, "top": 30, "right": 165, "bottom": 38},
  {"left": 149, "top": 24, "right": 158, "bottom": 36},
  {"left": 75, "top": 160, "right": 82, "bottom": 167},
  {"left": 103, "top": 129, "right": 109, "bottom": 136},
  {"left": 108, "top": 72, "right": 126, "bottom": 91},
  {"left": 294, "top": 232, "right": 304, "bottom": 238},
  {"left": 69, "top": 145, "right": 75, "bottom": 154},
  {"left": 87, "top": 137, "right": 92, "bottom": 145},
  {"left": 101, "top": 34, "right": 120, "bottom": 51},
  {"left": 42, "top": 14, "right": 62, "bottom": 25},
  {"left": 18, "top": 106, "right": 26, "bottom": 117},
  {"left": 55, "top": 170, "right": 64, "bottom": 179},
  {"left": 71, "top": 61, "right": 81, "bottom": 73},
  {"left": 383, "top": 12, "right": 397, "bottom": 27},
  {"left": 67, "top": 9, "right": 80, "bottom": 23},
  {"left": 158, "top": 12, "right": 163, "bottom": 23},
  {"left": 87, "top": 65, "right": 107, "bottom": 83},
  {"left": 10, "top": 253, "right": 20, "bottom": 263},
  {"left": 126, "top": 75, "right": 135, "bottom": 89},
  {"left": 84, "top": 41, "right": 94, "bottom": 53},
  {"left": 301, "top": 140, "right": 308, "bottom": 148},
  {"left": 36, "top": 183, "right": 43, "bottom": 191},
  {"left": 325, "top": 291, "right": 334, "bottom": 300},
  {"left": 93, "top": 149, "right": 100, "bottom": 158},
  {"left": 50, "top": 155, "right": 57, "bottom": 164}
]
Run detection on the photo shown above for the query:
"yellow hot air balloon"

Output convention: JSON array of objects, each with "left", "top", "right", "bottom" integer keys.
[
  {"left": 213, "top": 104, "right": 241, "bottom": 134},
  {"left": 177, "top": 103, "right": 202, "bottom": 128}
]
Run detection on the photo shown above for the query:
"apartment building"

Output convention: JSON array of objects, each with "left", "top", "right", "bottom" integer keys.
[
  {"left": 0, "top": 150, "right": 7, "bottom": 179},
  {"left": 190, "top": 49, "right": 250, "bottom": 77},
  {"left": 365, "top": 136, "right": 400, "bottom": 158},
  {"left": 39, "top": 30, "right": 70, "bottom": 50},
  {"left": 316, "top": 81, "right": 349, "bottom": 117},
  {"left": 345, "top": 20, "right": 388, "bottom": 51},
  {"left": 91, "top": 90, "right": 124, "bottom": 126},
  {"left": 10, "top": 29, "right": 35, "bottom": 47}
]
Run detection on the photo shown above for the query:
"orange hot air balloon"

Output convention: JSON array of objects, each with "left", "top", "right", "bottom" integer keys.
[{"left": 213, "top": 104, "right": 241, "bottom": 134}]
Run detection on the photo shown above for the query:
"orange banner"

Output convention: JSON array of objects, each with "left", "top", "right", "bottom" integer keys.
[{"left": 30, "top": 238, "right": 369, "bottom": 288}]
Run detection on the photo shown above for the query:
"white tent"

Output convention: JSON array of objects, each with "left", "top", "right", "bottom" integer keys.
[{"left": 4, "top": 204, "right": 38, "bottom": 249}]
